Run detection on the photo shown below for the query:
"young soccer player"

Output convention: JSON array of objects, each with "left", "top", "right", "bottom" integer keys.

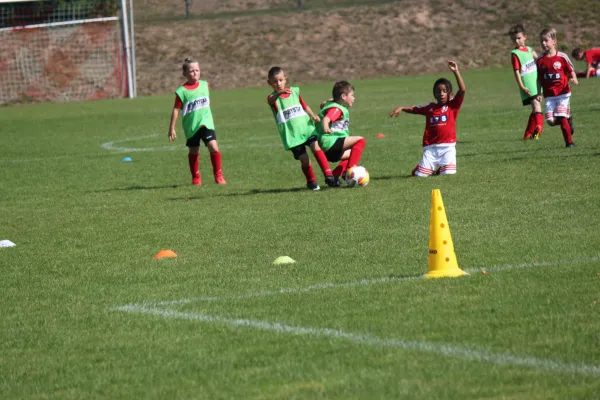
[
  {"left": 316, "top": 81, "right": 366, "bottom": 185},
  {"left": 508, "top": 24, "right": 544, "bottom": 140},
  {"left": 536, "top": 28, "right": 578, "bottom": 148},
  {"left": 168, "top": 58, "right": 226, "bottom": 185},
  {"left": 571, "top": 47, "right": 600, "bottom": 78},
  {"left": 267, "top": 66, "right": 335, "bottom": 191},
  {"left": 388, "top": 61, "right": 466, "bottom": 177}
]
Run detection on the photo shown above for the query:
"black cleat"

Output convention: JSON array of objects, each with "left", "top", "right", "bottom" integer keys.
[
  {"left": 306, "top": 182, "right": 320, "bottom": 191},
  {"left": 565, "top": 142, "right": 576, "bottom": 148},
  {"left": 325, "top": 175, "right": 340, "bottom": 187}
]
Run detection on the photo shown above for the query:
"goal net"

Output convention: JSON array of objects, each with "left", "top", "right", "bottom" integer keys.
[{"left": 0, "top": 0, "right": 134, "bottom": 105}]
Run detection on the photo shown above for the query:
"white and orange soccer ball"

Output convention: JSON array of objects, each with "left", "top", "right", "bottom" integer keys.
[{"left": 345, "top": 166, "right": 370, "bottom": 187}]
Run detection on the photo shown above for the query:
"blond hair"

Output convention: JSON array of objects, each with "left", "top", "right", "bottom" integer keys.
[
  {"left": 182, "top": 58, "right": 199, "bottom": 73},
  {"left": 540, "top": 28, "right": 557, "bottom": 41}
]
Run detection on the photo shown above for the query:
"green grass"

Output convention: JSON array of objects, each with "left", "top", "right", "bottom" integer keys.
[{"left": 1, "top": 68, "right": 600, "bottom": 399}]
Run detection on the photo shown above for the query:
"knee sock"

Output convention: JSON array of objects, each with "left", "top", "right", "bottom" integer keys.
[
  {"left": 188, "top": 153, "right": 199, "bottom": 177},
  {"left": 347, "top": 138, "right": 366, "bottom": 168},
  {"left": 559, "top": 117, "right": 573, "bottom": 144},
  {"left": 210, "top": 151, "right": 223, "bottom": 177},
  {"left": 332, "top": 160, "right": 349, "bottom": 177},
  {"left": 301, "top": 163, "right": 316, "bottom": 183},
  {"left": 313, "top": 149, "right": 332, "bottom": 177},
  {"left": 534, "top": 112, "right": 544, "bottom": 132},
  {"left": 524, "top": 113, "right": 536, "bottom": 138}
]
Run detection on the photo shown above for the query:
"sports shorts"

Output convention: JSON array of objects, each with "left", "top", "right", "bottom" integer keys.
[
  {"left": 544, "top": 93, "right": 571, "bottom": 122},
  {"left": 186, "top": 126, "right": 216, "bottom": 148},
  {"left": 414, "top": 144, "right": 457, "bottom": 177},
  {"left": 290, "top": 135, "right": 318, "bottom": 160}
]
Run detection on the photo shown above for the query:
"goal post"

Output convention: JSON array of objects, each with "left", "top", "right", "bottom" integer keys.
[{"left": 0, "top": 0, "right": 136, "bottom": 105}]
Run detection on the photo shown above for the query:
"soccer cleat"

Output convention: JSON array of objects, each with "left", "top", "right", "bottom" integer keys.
[
  {"left": 192, "top": 173, "right": 201, "bottom": 186},
  {"left": 565, "top": 142, "right": 576, "bottom": 148},
  {"left": 214, "top": 174, "right": 227, "bottom": 184},
  {"left": 568, "top": 116, "right": 574, "bottom": 135},
  {"left": 522, "top": 134, "right": 532, "bottom": 141},
  {"left": 325, "top": 175, "right": 340, "bottom": 187},
  {"left": 306, "top": 181, "right": 320, "bottom": 191},
  {"left": 531, "top": 125, "right": 542, "bottom": 140}
]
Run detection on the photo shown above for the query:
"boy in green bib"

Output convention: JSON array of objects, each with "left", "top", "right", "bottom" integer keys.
[
  {"left": 509, "top": 24, "right": 544, "bottom": 140},
  {"left": 317, "top": 81, "right": 366, "bottom": 185},
  {"left": 267, "top": 67, "right": 336, "bottom": 190},
  {"left": 168, "top": 58, "right": 226, "bottom": 186}
]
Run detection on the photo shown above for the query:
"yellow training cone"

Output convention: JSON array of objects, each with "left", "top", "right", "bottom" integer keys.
[{"left": 424, "top": 189, "right": 466, "bottom": 278}]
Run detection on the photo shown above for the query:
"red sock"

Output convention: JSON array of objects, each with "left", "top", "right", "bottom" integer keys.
[
  {"left": 559, "top": 117, "right": 573, "bottom": 144},
  {"left": 535, "top": 112, "right": 544, "bottom": 137},
  {"left": 301, "top": 163, "right": 316, "bottom": 183},
  {"left": 210, "top": 151, "right": 223, "bottom": 177},
  {"left": 332, "top": 160, "right": 349, "bottom": 177},
  {"left": 313, "top": 149, "right": 332, "bottom": 177},
  {"left": 524, "top": 113, "right": 536, "bottom": 137},
  {"left": 188, "top": 153, "right": 199, "bottom": 177},
  {"left": 347, "top": 138, "right": 366, "bottom": 169}
]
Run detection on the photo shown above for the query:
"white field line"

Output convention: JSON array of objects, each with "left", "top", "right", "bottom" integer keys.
[
  {"left": 114, "top": 304, "right": 600, "bottom": 377},
  {"left": 99, "top": 134, "right": 278, "bottom": 153},
  {"left": 136, "top": 256, "right": 600, "bottom": 308}
]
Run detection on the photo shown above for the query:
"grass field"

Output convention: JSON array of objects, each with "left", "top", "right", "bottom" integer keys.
[{"left": 1, "top": 68, "right": 600, "bottom": 399}]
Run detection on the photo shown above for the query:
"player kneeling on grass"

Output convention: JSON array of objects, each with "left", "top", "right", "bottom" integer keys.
[
  {"left": 267, "top": 66, "right": 335, "bottom": 191},
  {"left": 168, "top": 58, "right": 226, "bottom": 186},
  {"left": 316, "top": 81, "right": 366, "bottom": 186},
  {"left": 389, "top": 61, "right": 466, "bottom": 177}
]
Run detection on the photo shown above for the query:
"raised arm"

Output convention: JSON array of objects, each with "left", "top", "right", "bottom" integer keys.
[
  {"left": 448, "top": 61, "right": 466, "bottom": 95},
  {"left": 267, "top": 88, "right": 292, "bottom": 107}
]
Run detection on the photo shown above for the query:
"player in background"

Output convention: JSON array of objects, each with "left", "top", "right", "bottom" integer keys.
[
  {"left": 168, "top": 58, "right": 226, "bottom": 185},
  {"left": 536, "top": 28, "right": 578, "bottom": 148},
  {"left": 388, "top": 61, "right": 466, "bottom": 177},
  {"left": 316, "top": 81, "right": 366, "bottom": 186},
  {"left": 508, "top": 24, "right": 544, "bottom": 140},
  {"left": 267, "top": 67, "right": 336, "bottom": 191},
  {"left": 571, "top": 47, "right": 600, "bottom": 78}
]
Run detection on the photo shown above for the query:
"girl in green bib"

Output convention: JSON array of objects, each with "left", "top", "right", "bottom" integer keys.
[
  {"left": 168, "top": 58, "right": 226, "bottom": 186},
  {"left": 317, "top": 81, "right": 366, "bottom": 184}
]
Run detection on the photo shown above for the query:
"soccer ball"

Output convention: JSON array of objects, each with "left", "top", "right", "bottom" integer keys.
[{"left": 345, "top": 166, "right": 370, "bottom": 187}]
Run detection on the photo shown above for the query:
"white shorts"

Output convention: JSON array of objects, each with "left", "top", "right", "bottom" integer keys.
[
  {"left": 415, "top": 144, "right": 456, "bottom": 177},
  {"left": 544, "top": 93, "right": 571, "bottom": 122}
]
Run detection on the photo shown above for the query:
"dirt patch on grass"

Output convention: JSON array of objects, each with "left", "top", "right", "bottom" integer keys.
[{"left": 134, "top": 0, "right": 599, "bottom": 96}]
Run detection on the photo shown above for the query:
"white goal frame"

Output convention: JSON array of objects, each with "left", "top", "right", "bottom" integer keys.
[{"left": 0, "top": 0, "right": 136, "bottom": 104}]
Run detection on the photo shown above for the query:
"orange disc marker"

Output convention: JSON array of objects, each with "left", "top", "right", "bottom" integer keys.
[{"left": 153, "top": 249, "right": 177, "bottom": 259}]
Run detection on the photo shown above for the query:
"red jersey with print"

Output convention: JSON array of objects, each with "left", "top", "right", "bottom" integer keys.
[
  {"left": 536, "top": 52, "right": 574, "bottom": 97},
  {"left": 408, "top": 92, "right": 464, "bottom": 146}
]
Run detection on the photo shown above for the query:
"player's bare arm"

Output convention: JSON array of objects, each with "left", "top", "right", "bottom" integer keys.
[
  {"left": 168, "top": 108, "right": 179, "bottom": 142},
  {"left": 448, "top": 61, "right": 466, "bottom": 94},
  {"left": 267, "top": 88, "right": 292, "bottom": 107},
  {"left": 322, "top": 116, "right": 333, "bottom": 133},
  {"left": 513, "top": 70, "right": 531, "bottom": 95},
  {"left": 305, "top": 105, "right": 321, "bottom": 122},
  {"left": 570, "top": 71, "right": 579, "bottom": 85}
]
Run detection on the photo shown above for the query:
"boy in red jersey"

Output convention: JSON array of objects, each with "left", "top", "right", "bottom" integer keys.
[
  {"left": 267, "top": 66, "right": 336, "bottom": 190},
  {"left": 508, "top": 24, "right": 543, "bottom": 140},
  {"left": 388, "top": 61, "right": 466, "bottom": 177},
  {"left": 571, "top": 47, "right": 600, "bottom": 78},
  {"left": 168, "top": 58, "right": 226, "bottom": 185},
  {"left": 536, "top": 28, "right": 578, "bottom": 148}
]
